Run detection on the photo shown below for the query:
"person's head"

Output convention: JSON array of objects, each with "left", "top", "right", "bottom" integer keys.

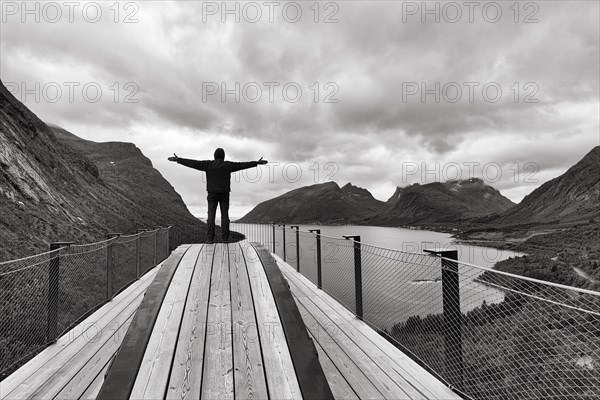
[{"left": 214, "top": 148, "right": 225, "bottom": 160}]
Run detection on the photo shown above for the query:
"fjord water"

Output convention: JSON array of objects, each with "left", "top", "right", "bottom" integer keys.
[{"left": 271, "top": 224, "right": 522, "bottom": 329}]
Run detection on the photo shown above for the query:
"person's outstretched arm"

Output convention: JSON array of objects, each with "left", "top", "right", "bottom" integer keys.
[
  {"left": 227, "top": 157, "right": 268, "bottom": 172},
  {"left": 168, "top": 153, "right": 211, "bottom": 171}
]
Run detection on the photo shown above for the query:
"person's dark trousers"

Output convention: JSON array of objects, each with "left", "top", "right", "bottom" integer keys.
[{"left": 206, "top": 192, "right": 230, "bottom": 242}]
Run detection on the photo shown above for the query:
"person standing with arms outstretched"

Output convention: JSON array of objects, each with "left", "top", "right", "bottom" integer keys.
[{"left": 168, "top": 148, "right": 267, "bottom": 243}]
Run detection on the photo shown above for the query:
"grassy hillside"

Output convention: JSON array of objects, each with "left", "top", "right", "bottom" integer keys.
[{"left": 385, "top": 223, "right": 600, "bottom": 399}]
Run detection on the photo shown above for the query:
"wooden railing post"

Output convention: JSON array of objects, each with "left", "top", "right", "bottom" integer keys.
[
  {"left": 166, "top": 226, "right": 171, "bottom": 258},
  {"left": 135, "top": 231, "right": 141, "bottom": 278},
  {"left": 47, "top": 241, "right": 74, "bottom": 343},
  {"left": 309, "top": 229, "right": 322, "bottom": 289},
  {"left": 106, "top": 233, "right": 121, "bottom": 300},
  {"left": 137, "top": 229, "right": 147, "bottom": 275},
  {"left": 343, "top": 235, "right": 362, "bottom": 320},
  {"left": 281, "top": 224, "right": 286, "bottom": 261},
  {"left": 272, "top": 223, "right": 276, "bottom": 253},
  {"left": 290, "top": 226, "right": 300, "bottom": 272},
  {"left": 424, "top": 248, "right": 463, "bottom": 391},
  {"left": 154, "top": 227, "right": 160, "bottom": 266}
]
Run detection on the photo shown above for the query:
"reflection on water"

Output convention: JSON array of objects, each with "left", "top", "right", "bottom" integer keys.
[{"left": 270, "top": 224, "right": 522, "bottom": 329}]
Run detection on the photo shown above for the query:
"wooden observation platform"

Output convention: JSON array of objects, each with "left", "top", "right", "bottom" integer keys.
[{"left": 1, "top": 242, "right": 459, "bottom": 399}]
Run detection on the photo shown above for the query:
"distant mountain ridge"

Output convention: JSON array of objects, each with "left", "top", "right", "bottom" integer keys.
[
  {"left": 367, "top": 178, "right": 516, "bottom": 226},
  {"left": 239, "top": 177, "right": 515, "bottom": 225},
  {"left": 482, "top": 146, "right": 600, "bottom": 226},
  {"left": 239, "top": 147, "right": 599, "bottom": 229},
  {"left": 238, "top": 181, "right": 384, "bottom": 224},
  {"left": 0, "top": 80, "right": 205, "bottom": 261}
]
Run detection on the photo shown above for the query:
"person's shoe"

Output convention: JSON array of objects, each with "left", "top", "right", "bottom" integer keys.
[{"left": 206, "top": 239, "right": 214, "bottom": 244}]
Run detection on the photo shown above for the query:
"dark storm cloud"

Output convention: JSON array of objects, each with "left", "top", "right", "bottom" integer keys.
[{"left": 0, "top": 0, "right": 598, "bottom": 215}]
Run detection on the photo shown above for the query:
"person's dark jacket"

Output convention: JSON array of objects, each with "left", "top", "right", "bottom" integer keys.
[{"left": 176, "top": 158, "right": 258, "bottom": 193}]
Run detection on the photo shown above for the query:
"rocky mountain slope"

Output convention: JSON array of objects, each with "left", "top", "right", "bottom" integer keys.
[
  {"left": 238, "top": 181, "right": 384, "bottom": 224},
  {"left": 239, "top": 147, "right": 599, "bottom": 230},
  {"left": 480, "top": 146, "right": 600, "bottom": 227},
  {"left": 367, "top": 178, "right": 516, "bottom": 226},
  {"left": 0, "top": 80, "right": 206, "bottom": 261}
]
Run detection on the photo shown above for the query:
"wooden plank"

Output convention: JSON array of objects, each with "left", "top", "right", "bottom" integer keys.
[
  {"left": 167, "top": 244, "right": 215, "bottom": 400},
  {"left": 79, "top": 357, "right": 112, "bottom": 400},
  {"left": 277, "top": 256, "right": 439, "bottom": 395},
  {"left": 229, "top": 243, "right": 268, "bottom": 400},
  {"left": 29, "top": 292, "right": 147, "bottom": 399},
  {"left": 252, "top": 243, "right": 333, "bottom": 400},
  {"left": 279, "top": 260, "right": 440, "bottom": 398},
  {"left": 130, "top": 244, "right": 202, "bottom": 399},
  {"left": 241, "top": 242, "right": 302, "bottom": 400},
  {"left": 55, "top": 312, "right": 136, "bottom": 399},
  {"left": 0, "top": 264, "right": 160, "bottom": 398},
  {"left": 98, "top": 245, "right": 191, "bottom": 400},
  {"left": 275, "top": 254, "right": 460, "bottom": 400},
  {"left": 2, "top": 268, "right": 159, "bottom": 400},
  {"left": 295, "top": 300, "right": 384, "bottom": 399},
  {"left": 201, "top": 244, "right": 234, "bottom": 399},
  {"left": 284, "top": 271, "right": 419, "bottom": 399},
  {"left": 306, "top": 328, "right": 359, "bottom": 400}
]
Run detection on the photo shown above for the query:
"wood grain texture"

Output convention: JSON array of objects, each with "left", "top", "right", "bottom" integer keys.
[
  {"left": 0, "top": 265, "right": 160, "bottom": 399},
  {"left": 306, "top": 327, "right": 359, "bottom": 400},
  {"left": 229, "top": 243, "right": 268, "bottom": 400},
  {"left": 130, "top": 244, "right": 202, "bottom": 399},
  {"left": 166, "top": 244, "right": 214, "bottom": 400},
  {"left": 275, "top": 253, "right": 460, "bottom": 400},
  {"left": 295, "top": 300, "right": 384, "bottom": 399},
  {"left": 284, "top": 270, "right": 419, "bottom": 399},
  {"left": 241, "top": 242, "right": 302, "bottom": 400},
  {"left": 2, "top": 268, "right": 159, "bottom": 400},
  {"left": 201, "top": 244, "right": 234, "bottom": 400},
  {"left": 54, "top": 313, "right": 136, "bottom": 399},
  {"left": 79, "top": 358, "right": 112, "bottom": 400}
]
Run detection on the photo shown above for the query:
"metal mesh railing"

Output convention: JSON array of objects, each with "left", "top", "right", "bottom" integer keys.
[
  {"left": 139, "top": 230, "right": 158, "bottom": 276},
  {"left": 232, "top": 223, "right": 600, "bottom": 399},
  {"left": 0, "top": 226, "right": 171, "bottom": 378},
  {"left": 0, "top": 250, "right": 56, "bottom": 379}
]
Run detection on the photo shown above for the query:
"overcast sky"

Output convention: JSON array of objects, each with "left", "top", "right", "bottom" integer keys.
[{"left": 1, "top": 1, "right": 598, "bottom": 218}]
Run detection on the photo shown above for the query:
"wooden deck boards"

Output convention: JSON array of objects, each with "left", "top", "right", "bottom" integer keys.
[
  {"left": 201, "top": 244, "right": 234, "bottom": 399},
  {"left": 273, "top": 253, "right": 461, "bottom": 400},
  {"left": 229, "top": 243, "right": 269, "bottom": 399},
  {"left": 0, "top": 263, "right": 161, "bottom": 400},
  {"left": 2, "top": 242, "right": 458, "bottom": 400},
  {"left": 241, "top": 242, "right": 303, "bottom": 400},
  {"left": 104, "top": 242, "right": 303, "bottom": 399},
  {"left": 130, "top": 244, "right": 202, "bottom": 399},
  {"left": 166, "top": 244, "right": 213, "bottom": 400}
]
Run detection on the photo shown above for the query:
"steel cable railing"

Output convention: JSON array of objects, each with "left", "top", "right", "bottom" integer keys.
[
  {"left": 0, "top": 226, "right": 172, "bottom": 379},
  {"left": 232, "top": 223, "right": 600, "bottom": 400}
]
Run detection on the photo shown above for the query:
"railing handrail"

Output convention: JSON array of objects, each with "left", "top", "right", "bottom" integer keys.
[
  {"left": 0, "top": 226, "right": 172, "bottom": 266},
  {"left": 70, "top": 236, "right": 117, "bottom": 249},
  {"left": 0, "top": 248, "right": 59, "bottom": 267},
  {"left": 237, "top": 223, "right": 600, "bottom": 298},
  {"left": 439, "top": 254, "right": 600, "bottom": 298}
]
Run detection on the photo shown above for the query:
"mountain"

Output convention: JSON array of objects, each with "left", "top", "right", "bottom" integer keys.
[
  {"left": 366, "top": 178, "right": 516, "bottom": 226},
  {"left": 238, "top": 181, "right": 384, "bottom": 224},
  {"left": 50, "top": 125, "right": 198, "bottom": 227},
  {"left": 0, "top": 80, "right": 207, "bottom": 261},
  {"left": 485, "top": 146, "right": 600, "bottom": 227}
]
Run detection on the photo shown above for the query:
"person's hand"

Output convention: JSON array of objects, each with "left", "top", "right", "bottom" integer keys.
[
  {"left": 257, "top": 157, "right": 268, "bottom": 165},
  {"left": 168, "top": 153, "right": 179, "bottom": 162}
]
